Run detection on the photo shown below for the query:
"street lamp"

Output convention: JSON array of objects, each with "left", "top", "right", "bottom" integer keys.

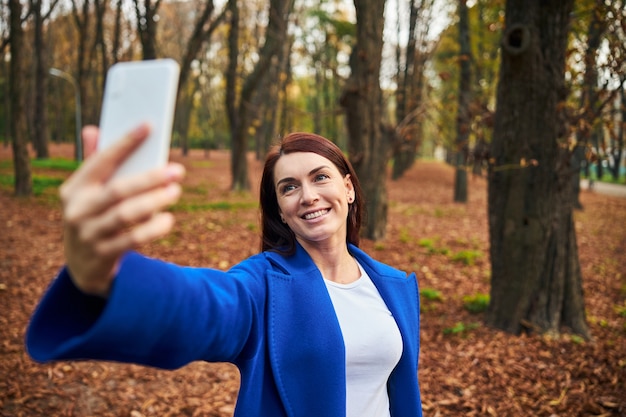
[{"left": 48, "top": 68, "right": 82, "bottom": 162}]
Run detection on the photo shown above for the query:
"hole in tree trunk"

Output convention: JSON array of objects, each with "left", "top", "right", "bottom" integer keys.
[{"left": 502, "top": 23, "right": 531, "bottom": 55}]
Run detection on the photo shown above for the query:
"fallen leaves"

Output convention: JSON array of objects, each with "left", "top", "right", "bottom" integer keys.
[{"left": 1, "top": 145, "right": 625, "bottom": 416}]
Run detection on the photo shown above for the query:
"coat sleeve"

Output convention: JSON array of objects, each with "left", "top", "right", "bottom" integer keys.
[{"left": 25, "top": 252, "right": 267, "bottom": 369}]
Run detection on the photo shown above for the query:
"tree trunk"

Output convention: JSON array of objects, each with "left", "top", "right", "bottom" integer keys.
[
  {"left": 225, "top": 0, "right": 242, "bottom": 188},
  {"left": 94, "top": 0, "right": 109, "bottom": 91},
  {"left": 226, "top": 0, "right": 293, "bottom": 191},
  {"left": 256, "top": 34, "right": 291, "bottom": 160},
  {"left": 341, "top": 0, "right": 387, "bottom": 240},
  {"left": 111, "top": 0, "right": 124, "bottom": 63},
  {"left": 454, "top": 0, "right": 471, "bottom": 203},
  {"left": 487, "top": 0, "right": 589, "bottom": 338},
  {"left": 173, "top": 0, "right": 224, "bottom": 157},
  {"left": 614, "top": 84, "right": 625, "bottom": 180},
  {"left": 134, "top": 0, "right": 160, "bottom": 60},
  {"left": 32, "top": 0, "right": 50, "bottom": 159},
  {"left": 71, "top": 0, "right": 89, "bottom": 157},
  {"left": 391, "top": 0, "right": 433, "bottom": 180},
  {"left": 572, "top": 2, "right": 606, "bottom": 209},
  {"left": 9, "top": 0, "right": 32, "bottom": 196}
]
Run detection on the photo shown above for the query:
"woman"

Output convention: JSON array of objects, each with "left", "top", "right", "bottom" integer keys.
[{"left": 26, "top": 125, "right": 423, "bottom": 417}]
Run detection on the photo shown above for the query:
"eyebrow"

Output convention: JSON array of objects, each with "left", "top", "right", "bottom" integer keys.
[{"left": 276, "top": 165, "right": 331, "bottom": 187}]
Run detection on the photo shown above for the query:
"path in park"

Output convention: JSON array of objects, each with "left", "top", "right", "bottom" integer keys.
[{"left": 581, "top": 179, "right": 626, "bottom": 199}]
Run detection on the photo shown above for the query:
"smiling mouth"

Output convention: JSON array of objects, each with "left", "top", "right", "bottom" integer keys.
[{"left": 302, "top": 209, "right": 330, "bottom": 220}]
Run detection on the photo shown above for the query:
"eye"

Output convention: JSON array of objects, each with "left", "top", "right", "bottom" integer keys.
[
  {"left": 280, "top": 183, "right": 297, "bottom": 194},
  {"left": 314, "top": 173, "right": 330, "bottom": 182}
]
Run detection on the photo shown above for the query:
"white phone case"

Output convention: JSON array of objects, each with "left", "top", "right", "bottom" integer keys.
[{"left": 97, "top": 59, "right": 180, "bottom": 179}]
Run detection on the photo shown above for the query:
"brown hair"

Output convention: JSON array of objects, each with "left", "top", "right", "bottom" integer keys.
[{"left": 260, "top": 132, "right": 364, "bottom": 255}]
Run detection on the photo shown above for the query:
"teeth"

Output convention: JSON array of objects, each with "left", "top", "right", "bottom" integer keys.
[{"left": 303, "top": 209, "right": 328, "bottom": 220}]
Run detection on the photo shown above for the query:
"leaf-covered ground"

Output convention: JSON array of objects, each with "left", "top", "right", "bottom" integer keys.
[{"left": 1, "top": 144, "right": 625, "bottom": 417}]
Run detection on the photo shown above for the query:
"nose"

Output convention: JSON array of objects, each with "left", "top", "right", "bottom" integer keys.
[{"left": 300, "top": 182, "right": 318, "bottom": 205}]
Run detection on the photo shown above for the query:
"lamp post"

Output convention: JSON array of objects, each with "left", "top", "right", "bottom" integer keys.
[{"left": 48, "top": 68, "right": 82, "bottom": 162}]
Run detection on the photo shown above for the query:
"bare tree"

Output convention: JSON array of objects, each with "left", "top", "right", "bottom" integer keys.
[
  {"left": 392, "top": 0, "right": 434, "bottom": 179},
  {"left": 225, "top": 0, "right": 293, "bottom": 191},
  {"left": 175, "top": 0, "right": 227, "bottom": 155}
]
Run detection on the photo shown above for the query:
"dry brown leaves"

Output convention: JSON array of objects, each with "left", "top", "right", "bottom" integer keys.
[{"left": 1, "top": 144, "right": 624, "bottom": 416}]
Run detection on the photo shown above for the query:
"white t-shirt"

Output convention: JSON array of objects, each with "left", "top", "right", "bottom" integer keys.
[{"left": 324, "top": 262, "right": 403, "bottom": 417}]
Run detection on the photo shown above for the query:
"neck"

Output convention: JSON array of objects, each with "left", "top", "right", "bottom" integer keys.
[{"left": 299, "top": 239, "right": 360, "bottom": 284}]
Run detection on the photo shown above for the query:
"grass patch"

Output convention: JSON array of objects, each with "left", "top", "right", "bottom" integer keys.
[
  {"left": 0, "top": 174, "right": 64, "bottom": 195},
  {"left": 420, "top": 287, "right": 444, "bottom": 301},
  {"left": 443, "top": 321, "right": 480, "bottom": 335},
  {"left": 451, "top": 249, "right": 482, "bottom": 266},
  {"left": 0, "top": 158, "right": 79, "bottom": 172},
  {"left": 31, "top": 158, "right": 80, "bottom": 171},
  {"left": 463, "top": 293, "right": 490, "bottom": 313},
  {"left": 420, "top": 287, "right": 444, "bottom": 313},
  {"left": 33, "top": 177, "right": 64, "bottom": 195},
  {"left": 418, "top": 237, "right": 450, "bottom": 255}
]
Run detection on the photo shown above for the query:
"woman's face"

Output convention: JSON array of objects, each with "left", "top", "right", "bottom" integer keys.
[{"left": 273, "top": 152, "right": 354, "bottom": 249}]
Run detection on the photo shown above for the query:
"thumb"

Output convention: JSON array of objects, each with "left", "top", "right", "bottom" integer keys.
[{"left": 82, "top": 125, "right": 99, "bottom": 159}]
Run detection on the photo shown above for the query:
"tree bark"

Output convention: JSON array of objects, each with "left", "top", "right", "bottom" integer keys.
[
  {"left": 453, "top": 0, "right": 471, "bottom": 203},
  {"left": 32, "top": 0, "right": 50, "bottom": 159},
  {"left": 9, "top": 0, "right": 32, "bottom": 196},
  {"left": 341, "top": 0, "right": 387, "bottom": 240},
  {"left": 487, "top": 0, "right": 589, "bottom": 338}
]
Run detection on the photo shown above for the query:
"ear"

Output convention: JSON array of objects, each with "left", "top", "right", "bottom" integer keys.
[{"left": 344, "top": 174, "right": 355, "bottom": 201}]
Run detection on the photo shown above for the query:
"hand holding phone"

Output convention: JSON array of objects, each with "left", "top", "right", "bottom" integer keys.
[{"left": 97, "top": 59, "right": 180, "bottom": 179}]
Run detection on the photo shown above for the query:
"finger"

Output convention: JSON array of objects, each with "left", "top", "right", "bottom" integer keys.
[
  {"left": 63, "top": 163, "right": 185, "bottom": 223},
  {"left": 82, "top": 125, "right": 99, "bottom": 159},
  {"left": 94, "top": 212, "right": 176, "bottom": 256},
  {"left": 78, "top": 182, "right": 182, "bottom": 242},
  {"left": 70, "top": 124, "right": 151, "bottom": 187}
]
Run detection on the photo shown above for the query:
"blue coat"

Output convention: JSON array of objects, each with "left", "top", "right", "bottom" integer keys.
[{"left": 26, "top": 243, "right": 422, "bottom": 417}]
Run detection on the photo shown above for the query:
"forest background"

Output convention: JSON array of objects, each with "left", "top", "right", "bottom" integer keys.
[{"left": 1, "top": 0, "right": 626, "bottom": 415}]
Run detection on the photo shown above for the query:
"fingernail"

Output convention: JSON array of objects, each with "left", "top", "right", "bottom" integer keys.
[
  {"left": 167, "top": 183, "right": 182, "bottom": 197},
  {"left": 166, "top": 164, "right": 185, "bottom": 179},
  {"left": 130, "top": 123, "right": 150, "bottom": 140}
]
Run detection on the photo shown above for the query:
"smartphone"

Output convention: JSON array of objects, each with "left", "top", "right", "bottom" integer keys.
[{"left": 97, "top": 59, "right": 180, "bottom": 179}]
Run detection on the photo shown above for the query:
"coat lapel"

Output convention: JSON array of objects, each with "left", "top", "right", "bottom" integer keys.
[{"left": 265, "top": 246, "right": 346, "bottom": 417}]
